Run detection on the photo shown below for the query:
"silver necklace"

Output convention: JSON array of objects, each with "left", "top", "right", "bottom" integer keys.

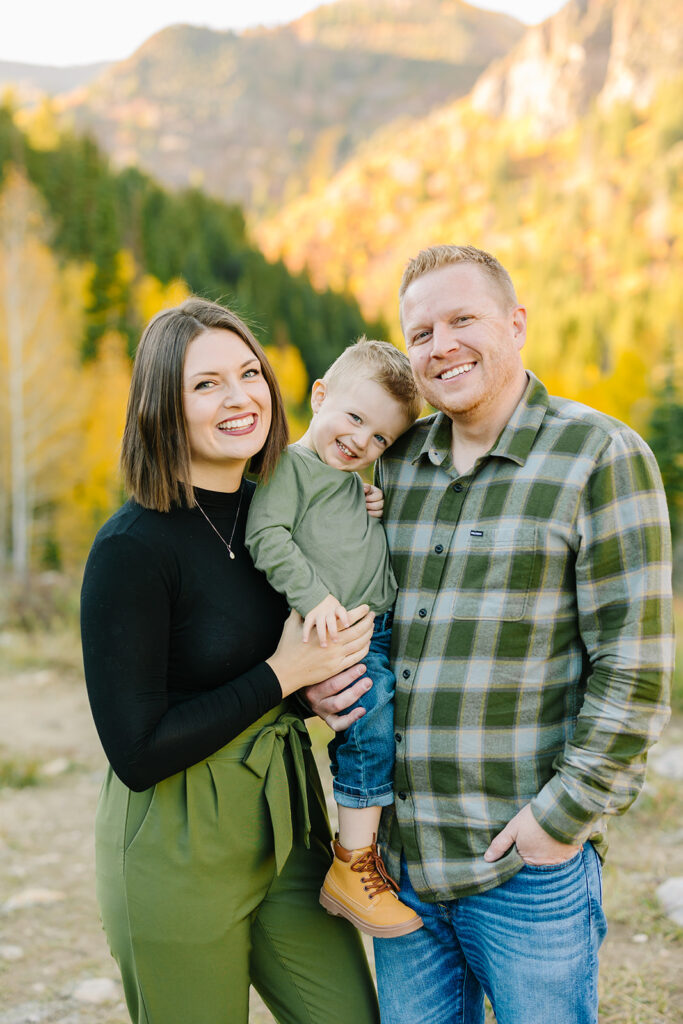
[{"left": 194, "top": 483, "right": 244, "bottom": 560}]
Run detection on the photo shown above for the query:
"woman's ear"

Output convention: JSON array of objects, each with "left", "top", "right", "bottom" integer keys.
[{"left": 310, "top": 379, "right": 327, "bottom": 413}]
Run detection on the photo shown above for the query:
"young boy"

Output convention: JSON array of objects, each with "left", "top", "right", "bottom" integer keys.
[{"left": 245, "top": 338, "right": 423, "bottom": 938}]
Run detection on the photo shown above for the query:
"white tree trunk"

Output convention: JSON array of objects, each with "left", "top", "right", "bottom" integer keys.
[{"left": 2, "top": 177, "right": 30, "bottom": 579}]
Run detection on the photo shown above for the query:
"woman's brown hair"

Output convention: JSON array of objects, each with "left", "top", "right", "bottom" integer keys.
[{"left": 120, "top": 297, "right": 289, "bottom": 511}]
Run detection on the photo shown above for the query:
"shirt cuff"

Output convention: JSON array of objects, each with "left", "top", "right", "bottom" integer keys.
[
  {"left": 298, "top": 584, "right": 334, "bottom": 618},
  {"left": 250, "top": 660, "right": 288, "bottom": 710},
  {"left": 530, "top": 774, "right": 601, "bottom": 846}
]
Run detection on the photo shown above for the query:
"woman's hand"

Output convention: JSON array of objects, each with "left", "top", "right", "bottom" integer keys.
[
  {"left": 363, "top": 483, "right": 384, "bottom": 519},
  {"left": 302, "top": 665, "right": 373, "bottom": 731},
  {"left": 267, "top": 605, "right": 374, "bottom": 698}
]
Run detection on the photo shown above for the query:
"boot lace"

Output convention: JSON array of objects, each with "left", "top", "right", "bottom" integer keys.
[{"left": 351, "top": 845, "right": 400, "bottom": 899}]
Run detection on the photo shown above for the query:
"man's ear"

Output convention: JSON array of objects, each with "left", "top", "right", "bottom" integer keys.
[
  {"left": 310, "top": 379, "right": 327, "bottom": 413},
  {"left": 511, "top": 306, "right": 527, "bottom": 351}
]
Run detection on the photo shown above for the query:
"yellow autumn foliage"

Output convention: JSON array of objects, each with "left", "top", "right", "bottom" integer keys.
[
  {"left": 133, "top": 274, "right": 191, "bottom": 324},
  {"left": 0, "top": 173, "right": 93, "bottom": 574},
  {"left": 15, "top": 98, "right": 62, "bottom": 151},
  {"left": 53, "top": 330, "right": 131, "bottom": 566},
  {"left": 263, "top": 343, "right": 309, "bottom": 407}
]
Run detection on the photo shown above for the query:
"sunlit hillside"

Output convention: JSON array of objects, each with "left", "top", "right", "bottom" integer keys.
[
  {"left": 256, "top": 79, "right": 682, "bottom": 432},
  {"left": 253, "top": 2, "right": 683, "bottom": 540},
  {"left": 53, "top": 2, "right": 521, "bottom": 212}
]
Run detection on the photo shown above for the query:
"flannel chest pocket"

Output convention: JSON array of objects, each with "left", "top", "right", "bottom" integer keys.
[{"left": 451, "top": 524, "right": 537, "bottom": 621}]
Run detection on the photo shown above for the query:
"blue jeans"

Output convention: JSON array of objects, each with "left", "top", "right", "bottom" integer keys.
[
  {"left": 328, "top": 611, "right": 395, "bottom": 808},
  {"left": 374, "top": 844, "right": 607, "bottom": 1024}
]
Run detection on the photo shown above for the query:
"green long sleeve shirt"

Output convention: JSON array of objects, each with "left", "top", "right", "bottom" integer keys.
[
  {"left": 245, "top": 443, "right": 397, "bottom": 617},
  {"left": 377, "top": 372, "right": 673, "bottom": 901}
]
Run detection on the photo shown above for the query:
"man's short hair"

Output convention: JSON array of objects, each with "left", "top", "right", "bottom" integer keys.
[
  {"left": 323, "top": 337, "right": 423, "bottom": 422},
  {"left": 399, "top": 244, "right": 518, "bottom": 311}
]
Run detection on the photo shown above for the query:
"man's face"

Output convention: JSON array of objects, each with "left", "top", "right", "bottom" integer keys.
[{"left": 401, "top": 263, "right": 526, "bottom": 424}]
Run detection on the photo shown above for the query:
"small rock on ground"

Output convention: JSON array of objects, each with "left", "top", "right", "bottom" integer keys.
[
  {"left": 3, "top": 888, "right": 66, "bottom": 911},
  {"left": 649, "top": 746, "right": 683, "bottom": 781},
  {"left": 656, "top": 876, "right": 683, "bottom": 926},
  {"left": 0, "top": 944, "right": 24, "bottom": 960},
  {"left": 72, "top": 977, "right": 120, "bottom": 1004}
]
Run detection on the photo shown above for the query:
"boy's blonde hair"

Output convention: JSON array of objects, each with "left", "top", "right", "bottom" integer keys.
[
  {"left": 323, "top": 337, "right": 423, "bottom": 422},
  {"left": 399, "top": 244, "right": 518, "bottom": 311}
]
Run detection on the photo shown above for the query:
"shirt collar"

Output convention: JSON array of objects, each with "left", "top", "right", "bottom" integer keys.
[
  {"left": 415, "top": 411, "right": 452, "bottom": 467},
  {"left": 414, "top": 372, "right": 549, "bottom": 468}
]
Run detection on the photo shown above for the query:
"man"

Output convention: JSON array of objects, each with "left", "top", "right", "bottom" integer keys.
[{"left": 306, "top": 245, "right": 673, "bottom": 1024}]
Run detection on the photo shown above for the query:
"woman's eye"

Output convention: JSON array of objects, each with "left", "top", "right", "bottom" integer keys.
[
  {"left": 243, "top": 367, "right": 260, "bottom": 378},
  {"left": 195, "top": 380, "right": 215, "bottom": 390}
]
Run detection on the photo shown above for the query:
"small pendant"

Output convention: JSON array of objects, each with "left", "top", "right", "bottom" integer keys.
[{"left": 229, "top": 550, "right": 235, "bottom": 560}]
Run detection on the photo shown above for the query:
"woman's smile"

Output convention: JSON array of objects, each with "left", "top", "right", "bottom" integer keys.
[{"left": 217, "top": 413, "right": 258, "bottom": 433}]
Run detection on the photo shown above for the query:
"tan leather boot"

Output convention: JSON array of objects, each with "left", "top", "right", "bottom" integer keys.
[{"left": 320, "top": 835, "right": 423, "bottom": 938}]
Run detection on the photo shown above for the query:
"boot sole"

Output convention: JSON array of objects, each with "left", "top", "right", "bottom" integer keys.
[{"left": 319, "top": 889, "right": 424, "bottom": 938}]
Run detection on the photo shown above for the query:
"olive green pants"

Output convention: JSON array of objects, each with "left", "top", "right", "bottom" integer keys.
[{"left": 95, "top": 704, "right": 379, "bottom": 1024}]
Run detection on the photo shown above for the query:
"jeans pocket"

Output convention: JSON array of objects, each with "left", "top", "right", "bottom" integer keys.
[{"left": 520, "top": 849, "right": 583, "bottom": 872}]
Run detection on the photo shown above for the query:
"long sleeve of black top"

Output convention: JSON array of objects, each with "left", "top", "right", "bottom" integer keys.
[{"left": 80, "top": 488, "right": 288, "bottom": 791}]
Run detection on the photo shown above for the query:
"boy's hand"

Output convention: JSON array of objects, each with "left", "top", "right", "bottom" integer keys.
[
  {"left": 364, "top": 483, "right": 384, "bottom": 518},
  {"left": 302, "top": 594, "right": 350, "bottom": 646}
]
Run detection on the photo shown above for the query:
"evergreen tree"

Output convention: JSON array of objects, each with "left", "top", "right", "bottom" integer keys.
[{"left": 646, "top": 366, "right": 683, "bottom": 544}]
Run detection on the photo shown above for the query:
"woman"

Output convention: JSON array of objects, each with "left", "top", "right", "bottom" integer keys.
[{"left": 81, "top": 297, "right": 379, "bottom": 1024}]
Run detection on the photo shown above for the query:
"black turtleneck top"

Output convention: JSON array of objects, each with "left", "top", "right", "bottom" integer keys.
[{"left": 80, "top": 481, "right": 288, "bottom": 791}]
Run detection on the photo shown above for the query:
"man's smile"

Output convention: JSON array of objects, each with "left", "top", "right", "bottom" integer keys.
[{"left": 438, "top": 362, "right": 476, "bottom": 381}]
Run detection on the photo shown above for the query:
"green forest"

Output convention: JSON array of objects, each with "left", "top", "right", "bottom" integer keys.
[
  {"left": 0, "top": 106, "right": 383, "bottom": 579},
  {"left": 0, "top": 74, "right": 681, "bottom": 588}
]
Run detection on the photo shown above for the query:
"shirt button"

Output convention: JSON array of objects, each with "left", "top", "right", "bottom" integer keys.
[
  {"left": 453, "top": 483, "right": 463, "bottom": 492},
  {"left": 418, "top": 608, "right": 427, "bottom": 618},
  {"left": 395, "top": 733, "right": 402, "bottom": 743},
  {"left": 402, "top": 669, "right": 411, "bottom": 679},
  {"left": 398, "top": 791, "right": 407, "bottom": 800},
  {"left": 434, "top": 544, "right": 444, "bottom": 554}
]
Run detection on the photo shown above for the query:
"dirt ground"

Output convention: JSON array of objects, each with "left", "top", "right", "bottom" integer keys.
[{"left": 0, "top": 631, "right": 681, "bottom": 1024}]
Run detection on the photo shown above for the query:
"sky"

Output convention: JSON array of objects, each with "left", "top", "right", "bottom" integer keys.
[{"left": 3, "top": 1, "right": 568, "bottom": 67}]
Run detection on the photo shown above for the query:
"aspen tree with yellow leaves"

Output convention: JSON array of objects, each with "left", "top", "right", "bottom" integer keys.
[
  {"left": 263, "top": 341, "right": 310, "bottom": 438},
  {"left": 0, "top": 169, "right": 85, "bottom": 577},
  {"left": 133, "top": 273, "right": 190, "bottom": 325},
  {"left": 52, "top": 329, "right": 131, "bottom": 566}
]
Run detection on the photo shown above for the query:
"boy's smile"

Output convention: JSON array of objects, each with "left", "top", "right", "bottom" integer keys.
[{"left": 300, "top": 377, "right": 414, "bottom": 473}]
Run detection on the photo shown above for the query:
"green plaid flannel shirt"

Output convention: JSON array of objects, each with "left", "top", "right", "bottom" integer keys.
[{"left": 377, "top": 372, "right": 673, "bottom": 901}]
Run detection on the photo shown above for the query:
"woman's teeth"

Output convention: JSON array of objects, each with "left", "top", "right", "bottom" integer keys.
[{"left": 218, "top": 414, "right": 255, "bottom": 431}]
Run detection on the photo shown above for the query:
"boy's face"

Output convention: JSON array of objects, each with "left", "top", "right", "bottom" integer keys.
[{"left": 306, "top": 377, "right": 413, "bottom": 472}]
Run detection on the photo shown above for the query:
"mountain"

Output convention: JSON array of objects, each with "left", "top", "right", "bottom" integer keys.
[
  {"left": 471, "top": 0, "right": 683, "bottom": 134},
  {"left": 256, "top": 0, "right": 682, "bottom": 318},
  {"left": 51, "top": 2, "right": 522, "bottom": 211},
  {"left": 286, "top": 0, "right": 524, "bottom": 62},
  {"left": 253, "top": 0, "right": 682, "bottom": 442},
  {"left": 0, "top": 60, "right": 109, "bottom": 100}
]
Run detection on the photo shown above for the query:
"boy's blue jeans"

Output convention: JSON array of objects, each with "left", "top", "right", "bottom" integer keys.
[
  {"left": 374, "top": 844, "right": 607, "bottom": 1024},
  {"left": 328, "top": 611, "right": 395, "bottom": 809}
]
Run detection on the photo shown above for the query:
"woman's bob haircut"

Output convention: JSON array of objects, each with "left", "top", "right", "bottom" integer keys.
[{"left": 120, "top": 297, "right": 289, "bottom": 511}]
